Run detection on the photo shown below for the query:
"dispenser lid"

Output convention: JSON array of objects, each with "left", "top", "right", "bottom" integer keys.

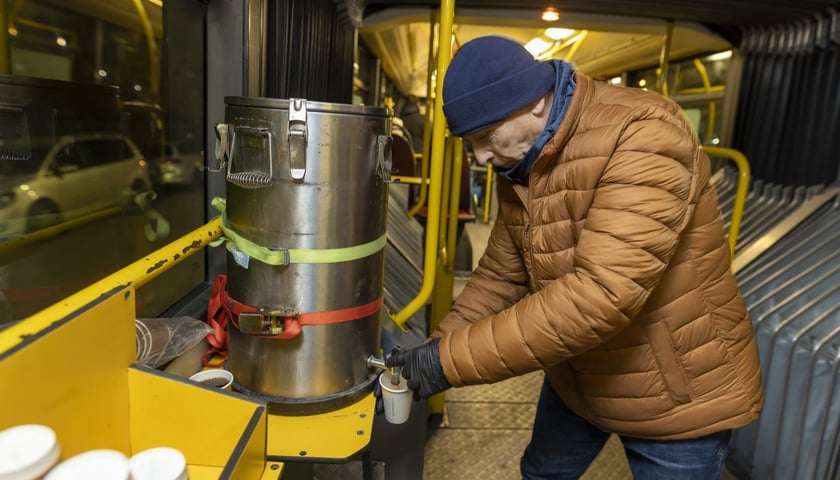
[
  {"left": 0, "top": 424, "right": 61, "bottom": 480},
  {"left": 224, "top": 96, "right": 391, "bottom": 118}
]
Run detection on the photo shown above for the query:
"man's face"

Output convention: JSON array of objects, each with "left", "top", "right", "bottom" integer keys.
[{"left": 464, "top": 106, "right": 541, "bottom": 169}]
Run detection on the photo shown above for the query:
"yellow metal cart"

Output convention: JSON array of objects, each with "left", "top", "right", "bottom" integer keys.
[{"left": 0, "top": 218, "right": 375, "bottom": 479}]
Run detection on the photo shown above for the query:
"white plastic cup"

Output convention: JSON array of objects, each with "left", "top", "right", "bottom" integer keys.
[
  {"left": 0, "top": 424, "right": 61, "bottom": 480},
  {"left": 189, "top": 369, "right": 233, "bottom": 390},
  {"left": 379, "top": 372, "right": 412, "bottom": 424},
  {"left": 128, "top": 447, "right": 188, "bottom": 480},
  {"left": 45, "top": 450, "right": 130, "bottom": 480}
]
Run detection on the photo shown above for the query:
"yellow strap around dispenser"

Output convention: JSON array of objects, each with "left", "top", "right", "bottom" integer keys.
[{"left": 210, "top": 197, "right": 386, "bottom": 266}]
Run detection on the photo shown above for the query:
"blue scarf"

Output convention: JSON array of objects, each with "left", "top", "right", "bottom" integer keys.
[{"left": 496, "top": 60, "right": 576, "bottom": 184}]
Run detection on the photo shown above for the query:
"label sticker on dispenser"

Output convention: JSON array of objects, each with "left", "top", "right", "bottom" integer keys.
[{"left": 231, "top": 247, "right": 250, "bottom": 269}]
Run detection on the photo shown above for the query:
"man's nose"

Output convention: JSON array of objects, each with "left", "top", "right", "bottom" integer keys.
[{"left": 472, "top": 147, "right": 493, "bottom": 166}]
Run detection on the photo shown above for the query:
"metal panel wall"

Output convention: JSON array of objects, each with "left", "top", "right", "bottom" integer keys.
[
  {"left": 266, "top": 0, "right": 355, "bottom": 103},
  {"left": 728, "top": 192, "right": 840, "bottom": 479},
  {"left": 732, "top": 12, "right": 840, "bottom": 186}
]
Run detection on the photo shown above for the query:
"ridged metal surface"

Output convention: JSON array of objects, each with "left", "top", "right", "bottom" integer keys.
[
  {"left": 386, "top": 186, "right": 424, "bottom": 272},
  {"left": 383, "top": 186, "right": 426, "bottom": 334},
  {"left": 712, "top": 165, "right": 825, "bottom": 255},
  {"left": 728, "top": 192, "right": 840, "bottom": 479}
]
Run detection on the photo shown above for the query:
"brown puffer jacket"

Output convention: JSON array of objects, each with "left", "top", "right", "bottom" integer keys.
[{"left": 433, "top": 72, "right": 764, "bottom": 440}]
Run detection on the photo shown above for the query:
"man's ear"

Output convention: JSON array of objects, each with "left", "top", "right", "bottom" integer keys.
[{"left": 531, "top": 94, "right": 550, "bottom": 117}]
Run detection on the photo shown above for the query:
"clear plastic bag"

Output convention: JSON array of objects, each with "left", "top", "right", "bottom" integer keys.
[{"left": 135, "top": 317, "right": 214, "bottom": 368}]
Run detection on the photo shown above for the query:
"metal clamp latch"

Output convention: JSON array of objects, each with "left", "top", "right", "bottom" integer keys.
[
  {"left": 212, "top": 123, "right": 231, "bottom": 172},
  {"left": 287, "top": 98, "right": 308, "bottom": 181},
  {"left": 376, "top": 135, "right": 393, "bottom": 182},
  {"left": 238, "top": 307, "right": 299, "bottom": 335}
]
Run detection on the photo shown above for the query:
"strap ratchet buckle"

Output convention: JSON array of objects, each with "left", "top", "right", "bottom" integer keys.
[{"left": 238, "top": 307, "right": 299, "bottom": 335}]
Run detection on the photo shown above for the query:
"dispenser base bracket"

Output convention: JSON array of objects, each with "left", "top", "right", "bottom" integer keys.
[{"left": 265, "top": 393, "right": 375, "bottom": 462}]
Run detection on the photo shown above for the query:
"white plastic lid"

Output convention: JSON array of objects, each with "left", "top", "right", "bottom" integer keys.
[
  {"left": 0, "top": 424, "right": 61, "bottom": 480},
  {"left": 44, "top": 450, "right": 129, "bottom": 480},
  {"left": 128, "top": 447, "right": 187, "bottom": 480}
]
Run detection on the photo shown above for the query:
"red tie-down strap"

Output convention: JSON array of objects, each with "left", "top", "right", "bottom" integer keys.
[
  {"left": 203, "top": 273, "right": 384, "bottom": 365},
  {"left": 228, "top": 293, "right": 384, "bottom": 339},
  {"left": 203, "top": 274, "right": 232, "bottom": 367}
]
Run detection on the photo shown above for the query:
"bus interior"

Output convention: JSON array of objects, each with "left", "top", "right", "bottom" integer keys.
[{"left": 0, "top": 0, "right": 839, "bottom": 479}]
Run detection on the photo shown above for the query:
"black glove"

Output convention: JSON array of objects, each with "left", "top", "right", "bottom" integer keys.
[
  {"left": 385, "top": 338, "right": 451, "bottom": 400},
  {"left": 373, "top": 376, "right": 384, "bottom": 414}
]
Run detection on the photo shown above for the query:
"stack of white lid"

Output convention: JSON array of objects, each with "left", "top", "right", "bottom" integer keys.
[
  {"left": 45, "top": 450, "right": 130, "bottom": 480},
  {"left": 128, "top": 447, "right": 188, "bottom": 480},
  {"left": 0, "top": 425, "right": 61, "bottom": 480},
  {"left": 0, "top": 424, "right": 189, "bottom": 480}
]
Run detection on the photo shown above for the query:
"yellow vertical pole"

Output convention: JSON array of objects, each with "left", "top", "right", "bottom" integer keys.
[
  {"left": 430, "top": 136, "right": 457, "bottom": 331},
  {"left": 388, "top": 0, "right": 454, "bottom": 328},
  {"left": 0, "top": 0, "right": 11, "bottom": 74},
  {"left": 693, "top": 58, "right": 717, "bottom": 142},
  {"left": 131, "top": 0, "right": 159, "bottom": 98},
  {"left": 656, "top": 21, "right": 674, "bottom": 97},
  {"left": 428, "top": 136, "right": 463, "bottom": 416},
  {"left": 407, "top": 8, "right": 439, "bottom": 218}
]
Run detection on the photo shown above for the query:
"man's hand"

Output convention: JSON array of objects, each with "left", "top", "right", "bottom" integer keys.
[{"left": 385, "top": 338, "right": 451, "bottom": 399}]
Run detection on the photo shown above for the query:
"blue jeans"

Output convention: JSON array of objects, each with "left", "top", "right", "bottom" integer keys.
[{"left": 520, "top": 379, "right": 731, "bottom": 479}]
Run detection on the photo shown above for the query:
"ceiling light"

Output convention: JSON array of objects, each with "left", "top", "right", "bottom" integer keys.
[
  {"left": 705, "top": 50, "right": 733, "bottom": 62},
  {"left": 541, "top": 7, "right": 560, "bottom": 22},
  {"left": 545, "top": 28, "right": 574, "bottom": 40}
]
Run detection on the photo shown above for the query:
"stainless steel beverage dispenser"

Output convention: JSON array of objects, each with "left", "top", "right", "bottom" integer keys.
[{"left": 215, "top": 97, "right": 392, "bottom": 414}]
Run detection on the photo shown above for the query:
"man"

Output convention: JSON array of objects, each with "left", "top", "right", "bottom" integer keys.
[
  {"left": 385, "top": 36, "right": 764, "bottom": 479},
  {"left": 401, "top": 94, "right": 425, "bottom": 154}
]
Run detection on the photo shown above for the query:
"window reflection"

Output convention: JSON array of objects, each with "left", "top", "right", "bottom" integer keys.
[
  {"left": 626, "top": 51, "right": 730, "bottom": 145},
  {"left": 0, "top": 0, "right": 205, "bottom": 324}
]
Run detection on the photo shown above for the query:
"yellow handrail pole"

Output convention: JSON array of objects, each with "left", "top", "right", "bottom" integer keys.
[
  {"left": 389, "top": 0, "right": 454, "bottom": 328},
  {"left": 131, "top": 0, "right": 159, "bottom": 99},
  {"left": 0, "top": 217, "right": 223, "bottom": 352},
  {"left": 444, "top": 139, "right": 465, "bottom": 275},
  {"left": 428, "top": 135, "right": 463, "bottom": 416},
  {"left": 693, "top": 58, "right": 717, "bottom": 141},
  {"left": 563, "top": 30, "right": 588, "bottom": 62},
  {"left": 676, "top": 86, "right": 725, "bottom": 94},
  {"left": 0, "top": 205, "right": 125, "bottom": 261},
  {"left": 702, "top": 146, "right": 750, "bottom": 258},
  {"left": 483, "top": 163, "right": 493, "bottom": 224},
  {"left": 0, "top": 0, "right": 11, "bottom": 74},
  {"left": 406, "top": 9, "right": 439, "bottom": 218},
  {"left": 656, "top": 21, "right": 674, "bottom": 97},
  {"left": 391, "top": 176, "right": 429, "bottom": 185},
  {"left": 437, "top": 136, "right": 454, "bottom": 268}
]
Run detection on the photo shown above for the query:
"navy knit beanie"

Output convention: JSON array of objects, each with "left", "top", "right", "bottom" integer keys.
[{"left": 442, "top": 36, "right": 555, "bottom": 137}]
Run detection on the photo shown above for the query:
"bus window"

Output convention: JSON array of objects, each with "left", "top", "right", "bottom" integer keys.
[{"left": 0, "top": 1, "right": 206, "bottom": 324}]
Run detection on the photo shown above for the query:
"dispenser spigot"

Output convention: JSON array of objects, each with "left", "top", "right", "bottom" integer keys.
[
  {"left": 366, "top": 355, "right": 387, "bottom": 370},
  {"left": 367, "top": 355, "right": 402, "bottom": 386}
]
